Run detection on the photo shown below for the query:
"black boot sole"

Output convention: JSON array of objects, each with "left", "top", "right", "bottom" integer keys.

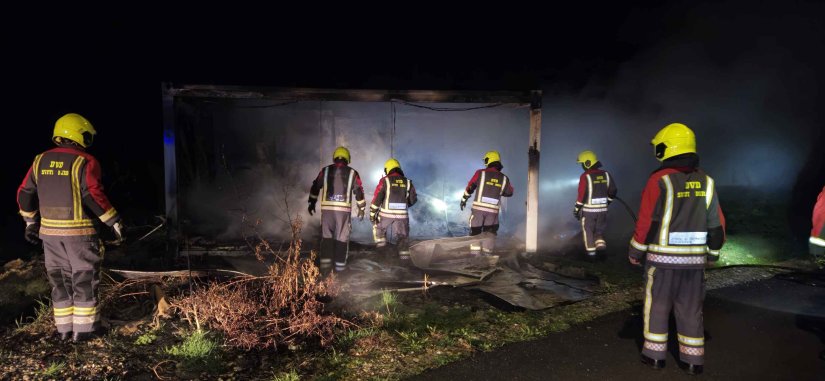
[{"left": 640, "top": 355, "right": 665, "bottom": 369}]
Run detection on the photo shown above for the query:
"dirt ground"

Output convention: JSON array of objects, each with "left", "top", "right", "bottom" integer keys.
[
  {"left": 0, "top": 244, "right": 807, "bottom": 381},
  {"left": 0, "top": 188, "right": 813, "bottom": 380}
]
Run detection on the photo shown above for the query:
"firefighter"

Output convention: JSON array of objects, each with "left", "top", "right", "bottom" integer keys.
[
  {"left": 574, "top": 150, "right": 617, "bottom": 259},
  {"left": 16, "top": 113, "right": 123, "bottom": 343},
  {"left": 628, "top": 123, "right": 725, "bottom": 375},
  {"left": 460, "top": 150, "right": 514, "bottom": 255},
  {"left": 308, "top": 146, "right": 366, "bottom": 274},
  {"left": 370, "top": 158, "right": 418, "bottom": 265},
  {"left": 810, "top": 185, "right": 825, "bottom": 262}
]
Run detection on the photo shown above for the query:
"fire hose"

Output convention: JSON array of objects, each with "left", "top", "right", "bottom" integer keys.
[{"left": 612, "top": 196, "right": 638, "bottom": 223}]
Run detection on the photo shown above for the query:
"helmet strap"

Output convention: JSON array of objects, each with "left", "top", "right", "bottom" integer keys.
[{"left": 54, "top": 137, "right": 82, "bottom": 148}]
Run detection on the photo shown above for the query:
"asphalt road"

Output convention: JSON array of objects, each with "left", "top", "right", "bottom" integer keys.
[{"left": 406, "top": 274, "right": 825, "bottom": 380}]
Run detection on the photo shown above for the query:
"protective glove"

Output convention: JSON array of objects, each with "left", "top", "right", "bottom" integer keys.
[
  {"left": 24, "top": 222, "right": 41, "bottom": 245},
  {"left": 112, "top": 221, "right": 125, "bottom": 242},
  {"left": 308, "top": 201, "right": 316, "bottom": 216},
  {"left": 628, "top": 244, "right": 645, "bottom": 267},
  {"left": 369, "top": 211, "right": 378, "bottom": 223},
  {"left": 573, "top": 205, "right": 583, "bottom": 220},
  {"left": 357, "top": 208, "right": 365, "bottom": 221},
  {"left": 460, "top": 199, "right": 467, "bottom": 211}
]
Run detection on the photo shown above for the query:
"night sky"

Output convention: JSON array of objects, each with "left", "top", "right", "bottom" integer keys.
[{"left": 3, "top": 2, "right": 824, "bottom": 258}]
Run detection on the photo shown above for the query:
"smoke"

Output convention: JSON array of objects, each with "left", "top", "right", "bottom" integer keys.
[
  {"left": 537, "top": 1, "right": 825, "bottom": 246},
  {"left": 175, "top": 2, "right": 825, "bottom": 249},
  {"left": 175, "top": 100, "right": 528, "bottom": 244}
]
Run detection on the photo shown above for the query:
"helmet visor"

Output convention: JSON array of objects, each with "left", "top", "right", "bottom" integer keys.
[
  {"left": 654, "top": 142, "right": 667, "bottom": 159},
  {"left": 83, "top": 132, "right": 94, "bottom": 147}
]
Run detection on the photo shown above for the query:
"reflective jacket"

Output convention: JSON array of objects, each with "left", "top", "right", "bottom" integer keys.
[
  {"left": 628, "top": 154, "right": 726, "bottom": 269},
  {"left": 370, "top": 171, "right": 417, "bottom": 220},
  {"left": 811, "top": 185, "right": 825, "bottom": 249},
  {"left": 17, "top": 146, "right": 120, "bottom": 239},
  {"left": 309, "top": 162, "right": 366, "bottom": 213},
  {"left": 576, "top": 166, "right": 617, "bottom": 212},
  {"left": 464, "top": 167, "right": 514, "bottom": 214}
]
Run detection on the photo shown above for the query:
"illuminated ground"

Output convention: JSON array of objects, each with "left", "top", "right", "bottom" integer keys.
[{"left": 408, "top": 275, "right": 825, "bottom": 380}]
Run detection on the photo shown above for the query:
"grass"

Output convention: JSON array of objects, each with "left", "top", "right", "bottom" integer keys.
[
  {"left": 14, "top": 298, "right": 52, "bottom": 334},
  {"left": 0, "top": 260, "right": 772, "bottom": 381},
  {"left": 396, "top": 330, "right": 427, "bottom": 352},
  {"left": 134, "top": 331, "right": 158, "bottom": 345},
  {"left": 337, "top": 327, "right": 377, "bottom": 349},
  {"left": 163, "top": 330, "right": 222, "bottom": 372},
  {"left": 716, "top": 234, "right": 787, "bottom": 266},
  {"left": 41, "top": 361, "right": 65, "bottom": 377},
  {"left": 381, "top": 289, "right": 398, "bottom": 314},
  {"left": 318, "top": 279, "right": 647, "bottom": 380},
  {"left": 0, "top": 189, "right": 797, "bottom": 380},
  {"left": 272, "top": 370, "right": 301, "bottom": 381}
]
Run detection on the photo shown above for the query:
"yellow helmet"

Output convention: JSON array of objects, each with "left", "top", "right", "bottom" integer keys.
[
  {"left": 332, "top": 146, "right": 351, "bottom": 163},
  {"left": 483, "top": 150, "right": 501, "bottom": 165},
  {"left": 576, "top": 150, "right": 598, "bottom": 169},
  {"left": 53, "top": 113, "right": 96, "bottom": 148},
  {"left": 384, "top": 158, "right": 401, "bottom": 174},
  {"left": 651, "top": 123, "right": 696, "bottom": 161}
]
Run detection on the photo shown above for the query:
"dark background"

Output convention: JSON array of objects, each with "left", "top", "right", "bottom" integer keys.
[{"left": 3, "top": 2, "right": 824, "bottom": 260}]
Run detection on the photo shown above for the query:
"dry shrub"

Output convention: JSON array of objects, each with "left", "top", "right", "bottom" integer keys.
[{"left": 172, "top": 217, "right": 349, "bottom": 350}]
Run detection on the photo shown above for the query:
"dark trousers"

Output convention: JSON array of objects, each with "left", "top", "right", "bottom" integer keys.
[
  {"left": 469, "top": 209, "right": 499, "bottom": 254},
  {"left": 373, "top": 216, "right": 410, "bottom": 260},
  {"left": 581, "top": 210, "right": 607, "bottom": 252},
  {"left": 320, "top": 210, "right": 352, "bottom": 273},
  {"left": 642, "top": 265, "right": 706, "bottom": 365},
  {"left": 43, "top": 236, "right": 102, "bottom": 333}
]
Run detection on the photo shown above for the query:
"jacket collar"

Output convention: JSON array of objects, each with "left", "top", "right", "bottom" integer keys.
[{"left": 660, "top": 153, "right": 699, "bottom": 172}]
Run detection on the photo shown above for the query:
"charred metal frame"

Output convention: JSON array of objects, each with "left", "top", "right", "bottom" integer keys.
[{"left": 162, "top": 83, "right": 542, "bottom": 255}]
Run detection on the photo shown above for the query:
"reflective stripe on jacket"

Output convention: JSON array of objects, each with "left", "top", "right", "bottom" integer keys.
[
  {"left": 464, "top": 167, "right": 514, "bottom": 214},
  {"left": 309, "top": 162, "right": 366, "bottom": 212},
  {"left": 17, "top": 146, "right": 119, "bottom": 237},
  {"left": 628, "top": 155, "right": 726, "bottom": 269},
  {"left": 370, "top": 172, "right": 417, "bottom": 219},
  {"left": 576, "top": 168, "right": 617, "bottom": 212}
]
